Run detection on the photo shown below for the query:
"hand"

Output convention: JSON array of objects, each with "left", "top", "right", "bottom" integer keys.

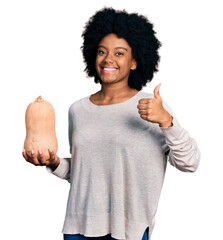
[
  {"left": 22, "top": 148, "right": 60, "bottom": 170},
  {"left": 137, "top": 84, "right": 173, "bottom": 128}
]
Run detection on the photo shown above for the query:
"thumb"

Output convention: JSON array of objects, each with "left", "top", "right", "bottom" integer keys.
[{"left": 154, "top": 83, "right": 161, "bottom": 99}]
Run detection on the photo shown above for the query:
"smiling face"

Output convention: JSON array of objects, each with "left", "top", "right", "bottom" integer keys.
[{"left": 95, "top": 33, "right": 137, "bottom": 85}]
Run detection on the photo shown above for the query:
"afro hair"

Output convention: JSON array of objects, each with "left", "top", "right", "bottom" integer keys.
[{"left": 81, "top": 7, "right": 162, "bottom": 91}]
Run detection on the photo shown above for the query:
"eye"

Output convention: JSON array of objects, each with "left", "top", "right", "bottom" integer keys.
[
  {"left": 97, "top": 50, "right": 105, "bottom": 55},
  {"left": 116, "top": 52, "right": 124, "bottom": 56}
]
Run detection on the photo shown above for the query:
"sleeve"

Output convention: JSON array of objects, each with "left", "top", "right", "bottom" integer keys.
[
  {"left": 46, "top": 157, "right": 71, "bottom": 182},
  {"left": 46, "top": 106, "right": 73, "bottom": 182},
  {"left": 160, "top": 99, "right": 201, "bottom": 172}
]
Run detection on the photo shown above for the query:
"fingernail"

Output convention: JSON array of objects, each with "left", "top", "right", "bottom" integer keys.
[
  {"left": 22, "top": 148, "right": 25, "bottom": 153},
  {"left": 49, "top": 148, "right": 52, "bottom": 152},
  {"left": 31, "top": 149, "right": 34, "bottom": 154},
  {"left": 38, "top": 149, "right": 42, "bottom": 154}
]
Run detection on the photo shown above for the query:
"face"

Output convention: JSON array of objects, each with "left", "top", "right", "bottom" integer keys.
[{"left": 95, "top": 33, "right": 137, "bottom": 85}]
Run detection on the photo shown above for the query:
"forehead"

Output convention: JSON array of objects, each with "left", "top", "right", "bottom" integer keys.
[{"left": 98, "top": 33, "right": 131, "bottom": 49}]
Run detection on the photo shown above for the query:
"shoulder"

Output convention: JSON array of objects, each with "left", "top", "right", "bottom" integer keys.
[{"left": 68, "top": 95, "right": 90, "bottom": 114}]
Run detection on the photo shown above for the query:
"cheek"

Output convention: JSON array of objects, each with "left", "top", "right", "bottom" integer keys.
[
  {"left": 95, "top": 57, "right": 101, "bottom": 71},
  {"left": 120, "top": 59, "right": 134, "bottom": 71},
  {"left": 117, "top": 58, "right": 127, "bottom": 68}
]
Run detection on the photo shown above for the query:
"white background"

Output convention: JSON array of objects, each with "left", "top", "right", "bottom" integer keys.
[{"left": 0, "top": 0, "right": 222, "bottom": 239}]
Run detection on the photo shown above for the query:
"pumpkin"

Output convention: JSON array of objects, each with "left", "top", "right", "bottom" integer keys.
[{"left": 24, "top": 96, "right": 58, "bottom": 160}]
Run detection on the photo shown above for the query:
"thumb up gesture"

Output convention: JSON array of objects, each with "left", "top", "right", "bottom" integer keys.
[{"left": 137, "top": 84, "right": 173, "bottom": 128}]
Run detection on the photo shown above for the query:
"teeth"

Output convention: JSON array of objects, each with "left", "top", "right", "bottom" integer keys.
[{"left": 103, "top": 68, "right": 116, "bottom": 71}]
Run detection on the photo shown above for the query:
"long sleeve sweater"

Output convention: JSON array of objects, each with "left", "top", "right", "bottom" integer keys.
[{"left": 47, "top": 90, "right": 200, "bottom": 240}]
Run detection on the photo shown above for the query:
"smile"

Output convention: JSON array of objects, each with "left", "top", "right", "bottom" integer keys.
[{"left": 101, "top": 66, "right": 118, "bottom": 73}]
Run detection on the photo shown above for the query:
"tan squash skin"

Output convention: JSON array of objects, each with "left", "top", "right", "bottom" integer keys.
[{"left": 24, "top": 96, "right": 58, "bottom": 160}]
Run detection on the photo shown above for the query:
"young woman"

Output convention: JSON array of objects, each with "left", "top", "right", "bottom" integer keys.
[{"left": 22, "top": 7, "right": 200, "bottom": 240}]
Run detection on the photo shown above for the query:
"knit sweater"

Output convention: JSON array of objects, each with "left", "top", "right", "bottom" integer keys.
[{"left": 47, "top": 90, "right": 200, "bottom": 240}]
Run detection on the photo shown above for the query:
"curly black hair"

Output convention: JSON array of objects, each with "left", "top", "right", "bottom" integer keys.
[{"left": 81, "top": 7, "right": 162, "bottom": 91}]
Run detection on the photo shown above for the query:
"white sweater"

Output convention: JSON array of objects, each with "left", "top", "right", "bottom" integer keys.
[{"left": 47, "top": 90, "right": 200, "bottom": 240}]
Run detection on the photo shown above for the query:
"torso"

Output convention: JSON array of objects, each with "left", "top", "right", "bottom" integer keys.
[{"left": 89, "top": 89, "right": 139, "bottom": 106}]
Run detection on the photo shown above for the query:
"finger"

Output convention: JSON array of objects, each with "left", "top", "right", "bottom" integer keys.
[
  {"left": 22, "top": 149, "right": 34, "bottom": 164},
  {"left": 138, "top": 109, "right": 148, "bottom": 115},
  {"left": 22, "top": 150, "right": 32, "bottom": 165},
  {"left": 137, "top": 99, "right": 153, "bottom": 108},
  {"left": 137, "top": 103, "right": 148, "bottom": 110},
  {"left": 31, "top": 150, "right": 41, "bottom": 166},
  {"left": 48, "top": 148, "right": 55, "bottom": 160},
  {"left": 139, "top": 114, "right": 147, "bottom": 120},
  {"left": 22, "top": 148, "right": 28, "bottom": 160},
  {"left": 47, "top": 149, "right": 59, "bottom": 167},
  {"left": 154, "top": 83, "right": 161, "bottom": 99},
  {"left": 48, "top": 148, "right": 57, "bottom": 165},
  {"left": 138, "top": 98, "right": 152, "bottom": 104},
  {"left": 38, "top": 149, "right": 46, "bottom": 165}
]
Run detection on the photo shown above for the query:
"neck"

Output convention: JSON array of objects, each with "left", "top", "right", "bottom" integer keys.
[{"left": 99, "top": 83, "right": 138, "bottom": 100}]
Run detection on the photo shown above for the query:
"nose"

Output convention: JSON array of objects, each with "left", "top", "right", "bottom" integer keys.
[{"left": 104, "top": 52, "right": 113, "bottom": 64}]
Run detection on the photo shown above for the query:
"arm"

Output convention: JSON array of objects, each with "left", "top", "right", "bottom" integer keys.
[
  {"left": 46, "top": 157, "right": 71, "bottom": 181},
  {"left": 137, "top": 85, "right": 201, "bottom": 172},
  {"left": 160, "top": 101, "right": 200, "bottom": 172},
  {"left": 46, "top": 107, "right": 74, "bottom": 182}
]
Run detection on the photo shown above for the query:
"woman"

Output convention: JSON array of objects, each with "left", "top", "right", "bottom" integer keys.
[{"left": 22, "top": 7, "right": 200, "bottom": 240}]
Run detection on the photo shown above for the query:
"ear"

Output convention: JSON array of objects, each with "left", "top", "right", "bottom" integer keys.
[{"left": 130, "top": 58, "right": 137, "bottom": 70}]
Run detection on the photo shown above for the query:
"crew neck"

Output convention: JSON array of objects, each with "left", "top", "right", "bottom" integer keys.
[{"left": 87, "top": 91, "right": 142, "bottom": 108}]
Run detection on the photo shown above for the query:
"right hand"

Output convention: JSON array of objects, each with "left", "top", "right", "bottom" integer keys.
[{"left": 22, "top": 148, "right": 60, "bottom": 171}]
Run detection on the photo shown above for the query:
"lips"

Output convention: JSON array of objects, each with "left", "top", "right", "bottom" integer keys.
[{"left": 100, "top": 66, "right": 118, "bottom": 73}]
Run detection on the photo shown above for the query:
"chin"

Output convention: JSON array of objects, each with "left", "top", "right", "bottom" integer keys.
[{"left": 100, "top": 77, "right": 118, "bottom": 83}]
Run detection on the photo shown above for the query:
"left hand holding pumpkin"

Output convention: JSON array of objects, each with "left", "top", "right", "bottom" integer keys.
[
  {"left": 22, "top": 148, "right": 60, "bottom": 171},
  {"left": 137, "top": 84, "right": 173, "bottom": 128}
]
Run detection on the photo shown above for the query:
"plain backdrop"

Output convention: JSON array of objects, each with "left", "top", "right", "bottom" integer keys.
[{"left": 0, "top": 0, "right": 222, "bottom": 239}]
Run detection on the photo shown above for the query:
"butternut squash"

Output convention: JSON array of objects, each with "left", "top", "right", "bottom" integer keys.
[{"left": 24, "top": 96, "right": 58, "bottom": 160}]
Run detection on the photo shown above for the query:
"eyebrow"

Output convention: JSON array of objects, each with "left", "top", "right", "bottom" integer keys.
[{"left": 97, "top": 46, "right": 128, "bottom": 51}]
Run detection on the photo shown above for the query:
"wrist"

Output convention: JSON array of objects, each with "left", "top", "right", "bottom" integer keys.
[
  {"left": 48, "top": 157, "right": 60, "bottom": 171},
  {"left": 159, "top": 115, "right": 173, "bottom": 128}
]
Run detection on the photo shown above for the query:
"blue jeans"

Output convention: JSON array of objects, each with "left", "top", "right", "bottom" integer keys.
[{"left": 64, "top": 227, "right": 149, "bottom": 240}]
